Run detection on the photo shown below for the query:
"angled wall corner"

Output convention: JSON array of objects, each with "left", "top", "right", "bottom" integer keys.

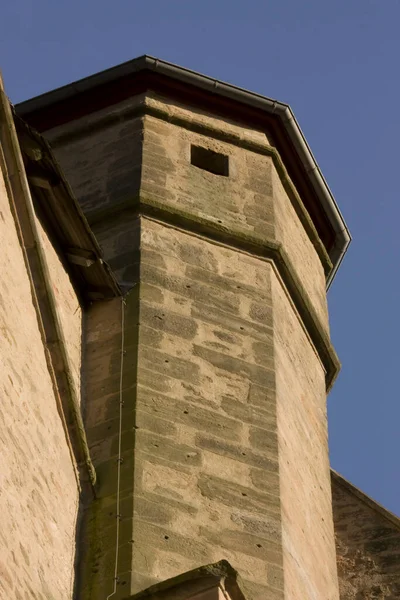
[{"left": 17, "top": 58, "right": 347, "bottom": 600}]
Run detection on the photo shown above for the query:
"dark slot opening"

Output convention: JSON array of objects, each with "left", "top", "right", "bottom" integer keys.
[{"left": 190, "top": 145, "right": 229, "bottom": 177}]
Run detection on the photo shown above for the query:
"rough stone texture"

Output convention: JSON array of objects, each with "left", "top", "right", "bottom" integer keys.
[
  {"left": 36, "top": 218, "right": 83, "bottom": 405},
  {"left": 140, "top": 103, "right": 328, "bottom": 329},
  {"left": 81, "top": 219, "right": 338, "bottom": 600},
  {"left": 0, "top": 148, "right": 79, "bottom": 599},
  {"left": 141, "top": 113, "right": 276, "bottom": 242},
  {"left": 40, "top": 89, "right": 341, "bottom": 599},
  {"left": 332, "top": 473, "right": 400, "bottom": 599},
  {"left": 272, "top": 166, "right": 329, "bottom": 331},
  {"left": 46, "top": 93, "right": 328, "bottom": 328},
  {"left": 43, "top": 89, "right": 338, "bottom": 599},
  {"left": 273, "top": 275, "right": 339, "bottom": 600},
  {"left": 124, "top": 559, "right": 247, "bottom": 600},
  {"left": 6, "top": 66, "right": 400, "bottom": 600},
  {"left": 82, "top": 225, "right": 284, "bottom": 600},
  {"left": 80, "top": 297, "right": 129, "bottom": 599},
  {"left": 45, "top": 97, "right": 144, "bottom": 223},
  {"left": 135, "top": 222, "right": 282, "bottom": 599}
]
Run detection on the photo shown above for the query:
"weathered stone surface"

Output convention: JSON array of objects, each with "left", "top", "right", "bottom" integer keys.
[
  {"left": 332, "top": 472, "right": 400, "bottom": 600},
  {"left": 37, "top": 220, "right": 83, "bottom": 404},
  {"left": 200, "top": 527, "right": 281, "bottom": 563},
  {"left": 0, "top": 142, "right": 79, "bottom": 599},
  {"left": 135, "top": 387, "right": 243, "bottom": 441},
  {"left": 79, "top": 226, "right": 287, "bottom": 599},
  {"left": 273, "top": 274, "right": 339, "bottom": 599},
  {"left": 193, "top": 345, "right": 274, "bottom": 387},
  {"left": 198, "top": 474, "right": 280, "bottom": 516},
  {"left": 41, "top": 88, "right": 342, "bottom": 600},
  {"left": 49, "top": 114, "right": 143, "bottom": 221},
  {"left": 195, "top": 433, "right": 278, "bottom": 473},
  {"left": 77, "top": 205, "right": 341, "bottom": 600},
  {"left": 47, "top": 91, "right": 328, "bottom": 325},
  {"left": 220, "top": 395, "right": 276, "bottom": 429},
  {"left": 140, "top": 303, "right": 198, "bottom": 340}
]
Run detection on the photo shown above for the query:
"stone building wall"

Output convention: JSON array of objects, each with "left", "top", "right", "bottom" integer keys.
[
  {"left": 82, "top": 222, "right": 284, "bottom": 599},
  {"left": 81, "top": 217, "right": 339, "bottom": 600},
  {"left": 140, "top": 102, "right": 329, "bottom": 330},
  {"left": 45, "top": 92, "right": 329, "bottom": 328},
  {"left": 332, "top": 473, "right": 400, "bottom": 599},
  {"left": 0, "top": 145, "right": 80, "bottom": 599},
  {"left": 36, "top": 219, "right": 83, "bottom": 406},
  {"left": 5, "top": 61, "right": 400, "bottom": 600},
  {"left": 274, "top": 274, "right": 338, "bottom": 599},
  {"left": 53, "top": 91, "right": 341, "bottom": 599}
]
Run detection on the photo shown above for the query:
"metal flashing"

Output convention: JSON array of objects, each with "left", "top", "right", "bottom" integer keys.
[{"left": 16, "top": 55, "right": 351, "bottom": 284}]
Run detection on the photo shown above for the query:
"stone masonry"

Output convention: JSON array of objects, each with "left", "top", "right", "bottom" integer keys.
[
  {"left": 1, "top": 57, "right": 399, "bottom": 600},
  {"left": 43, "top": 89, "right": 340, "bottom": 600},
  {"left": 0, "top": 118, "right": 80, "bottom": 599},
  {"left": 332, "top": 473, "right": 400, "bottom": 599}
]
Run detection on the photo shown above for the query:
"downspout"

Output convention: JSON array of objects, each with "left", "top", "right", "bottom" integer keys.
[{"left": 0, "top": 74, "right": 96, "bottom": 497}]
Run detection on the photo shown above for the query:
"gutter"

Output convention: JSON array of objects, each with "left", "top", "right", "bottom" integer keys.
[
  {"left": 0, "top": 74, "right": 96, "bottom": 498},
  {"left": 141, "top": 57, "right": 351, "bottom": 288},
  {"left": 275, "top": 106, "right": 351, "bottom": 287},
  {"left": 16, "top": 55, "right": 351, "bottom": 286}
]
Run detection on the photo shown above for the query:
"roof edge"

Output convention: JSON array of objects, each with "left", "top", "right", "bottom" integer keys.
[
  {"left": 16, "top": 55, "right": 351, "bottom": 284},
  {"left": 13, "top": 112, "right": 121, "bottom": 300},
  {"left": 331, "top": 469, "right": 400, "bottom": 530}
]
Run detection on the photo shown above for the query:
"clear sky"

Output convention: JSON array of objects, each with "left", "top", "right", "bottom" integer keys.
[{"left": 1, "top": 0, "right": 399, "bottom": 516}]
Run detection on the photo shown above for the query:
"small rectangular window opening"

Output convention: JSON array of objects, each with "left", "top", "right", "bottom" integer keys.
[{"left": 190, "top": 145, "right": 229, "bottom": 177}]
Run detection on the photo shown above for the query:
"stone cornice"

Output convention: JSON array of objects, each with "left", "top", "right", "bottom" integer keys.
[
  {"left": 126, "top": 560, "right": 247, "bottom": 600},
  {"left": 47, "top": 98, "right": 333, "bottom": 279},
  {"left": 89, "top": 194, "right": 340, "bottom": 391}
]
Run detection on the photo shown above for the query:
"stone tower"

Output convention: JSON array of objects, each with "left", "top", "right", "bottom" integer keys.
[{"left": 13, "top": 57, "right": 351, "bottom": 600}]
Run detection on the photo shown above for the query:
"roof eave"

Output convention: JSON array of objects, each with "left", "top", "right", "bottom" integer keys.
[
  {"left": 16, "top": 55, "right": 351, "bottom": 284},
  {"left": 14, "top": 113, "right": 121, "bottom": 301}
]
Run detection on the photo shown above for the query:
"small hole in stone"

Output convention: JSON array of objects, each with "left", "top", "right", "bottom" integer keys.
[
  {"left": 242, "top": 492, "right": 247, "bottom": 497},
  {"left": 183, "top": 410, "right": 189, "bottom": 415},
  {"left": 256, "top": 543, "right": 262, "bottom": 548},
  {"left": 240, "top": 327, "right": 244, "bottom": 331},
  {"left": 186, "top": 285, "right": 191, "bottom": 288},
  {"left": 190, "top": 145, "right": 229, "bottom": 177},
  {"left": 164, "top": 535, "right": 169, "bottom": 540},
  {"left": 218, "top": 220, "right": 222, "bottom": 224},
  {"left": 242, "top": 452, "right": 246, "bottom": 456},
  {"left": 165, "top": 360, "right": 169, "bottom": 363},
  {"left": 154, "top": 444, "right": 159, "bottom": 448}
]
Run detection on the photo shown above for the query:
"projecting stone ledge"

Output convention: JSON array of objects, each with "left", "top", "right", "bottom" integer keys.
[{"left": 125, "top": 560, "right": 247, "bottom": 600}]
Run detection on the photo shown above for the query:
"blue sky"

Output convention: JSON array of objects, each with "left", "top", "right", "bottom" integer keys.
[{"left": 1, "top": 0, "right": 399, "bottom": 516}]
